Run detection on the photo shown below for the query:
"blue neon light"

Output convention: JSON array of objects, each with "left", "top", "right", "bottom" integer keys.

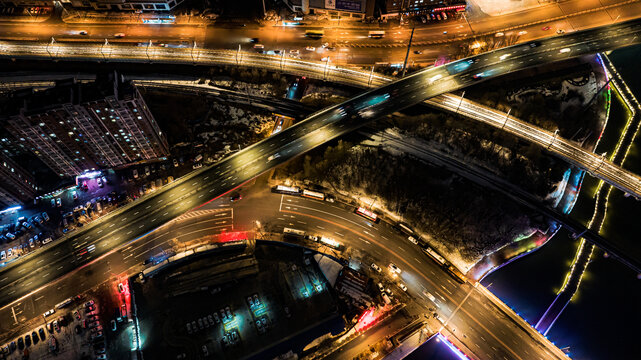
[{"left": 437, "top": 334, "right": 470, "bottom": 360}]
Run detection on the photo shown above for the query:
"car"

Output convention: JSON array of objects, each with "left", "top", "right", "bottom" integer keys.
[
  {"left": 85, "top": 300, "right": 95, "bottom": 307},
  {"left": 225, "top": 306, "right": 232, "bottom": 319},
  {"left": 56, "top": 198, "right": 61, "bottom": 207},
  {"left": 198, "top": 318, "right": 204, "bottom": 329},
  {"left": 34, "top": 216, "right": 43, "bottom": 224},
  {"left": 377, "top": 282, "right": 385, "bottom": 292},
  {"left": 305, "top": 46, "right": 316, "bottom": 51},
  {"left": 29, "top": 238, "right": 34, "bottom": 248},
  {"left": 111, "top": 319, "right": 117, "bottom": 332},
  {"left": 17, "top": 337, "right": 23, "bottom": 350},
  {"left": 207, "top": 315, "right": 215, "bottom": 326},
  {"left": 133, "top": 169, "right": 139, "bottom": 178},
  {"left": 50, "top": 198, "right": 56, "bottom": 207},
  {"left": 556, "top": 29, "right": 565, "bottom": 34},
  {"left": 118, "top": 282, "right": 125, "bottom": 293},
  {"left": 6, "top": 233, "right": 14, "bottom": 240},
  {"left": 22, "top": 221, "right": 32, "bottom": 229},
  {"left": 74, "top": 310, "right": 81, "bottom": 320},
  {"left": 192, "top": 163, "right": 202, "bottom": 169},
  {"left": 399, "top": 283, "right": 408, "bottom": 292},
  {"left": 46, "top": 322, "right": 53, "bottom": 333},
  {"left": 7, "top": 247, "right": 12, "bottom": 257},
  {"left": 90, "top": 331, "right": 103, "bottom": 340},
  {"left": 44, "top": 308, "right": 56, "bottom": 317},
  {"left": 58, "top": 316, "right": 67, "bottom": 326},
  {"left": 78, "top": 30, "right": 88, "bottom": 35},
  {"left": 97, "top": 178, "right": 103, "bottom": 188},
  {"left": 95, "top": 347, "right": 106, "bottom": 354},
  {"left": 230, "top": 193, "right": 242, "bottom": 202},
  {"left": 253, "top": 294, "right": 260, "bottom": 305},
  {"left": 413, "top": 50, "right": 422, "bottom": 54},
  {"left": 85, "top": 305, "right": 95, "bottom": 313},
  {"left": 32, "top": 331, "right": 38, "bottom": 344},
  {"left": 321, "top": 57, "right": 329, "bottom": 62},
  {"left": 517, "top": 30, "right": 528, "bottom": 35},
  {"left": 202, "top": 345, "right": 209, "bottom": 356},
  {"left": 91, "top": 325, "right": 103, "bottom": 334},
  {"left": 38, "top": 328, "right": 46, "bottom": 341},
  {"left": 1, "top": 251, "right": 5, "bottom": 260},
  {"left": 42, "top": 212, "right": 49, "bottom": 221},
  {"left": 247, "top": 296, "right": 254, "bottom": 307},
  {"left": 250, "top": 37, "right": 260, "bottom": 43},
  {"left": 9, "top": 341, "right": 15, "bottom": 352},
  {"left": 144, "top": 166, "right": 150, "bottom": 176},
  {"left": 72, "top": 191, "right": 78, "bottom": 200},
  {"left": 97, "top": 354, "right": 107, "bottom": 360},
  {"left": 114, "top": 33, "right": 125, "bottom": 38},
  {"left": 408, "top": 236, "right": 418, "bottom": 245},
  {"left": 191, "top": 321, "right": 197, "bottom": 332},
  {"left": 371, "top": 263, "right": 382, "bottom": 273},
  {"left": 173, "top": 159, "right": 179, "bottom": 167},
  {"left": 213, "top": 313, "right": 220, "bottom": 323},
  {"left": 186, "top": 322, "right": 192, "bottom": 334},
  {"left": 385, "top": 288, "right": 393, "bottom": 297},
  {"left": 559, "top": 47, "right": 571, "bottom": 53},
  {"left": 256, "top": 319, "right": 264, "bottom": 332},
  {"left": 388, "top": 263, "right": 401, "bottom": 275},
  {"left": 542, "top": 26, "right": 551, "bottom": 31},
  {"left": 495, "top": 32, "right": 505, "bottom": 37},
  {"left": 289, "top": 49, "right": 300, "bottom": 55},
  {"left": 267, "top": 153, "right": 281, "bottom": 161},
  {"left": 24, "top": 334, "right": 31, "bottom": 347}
]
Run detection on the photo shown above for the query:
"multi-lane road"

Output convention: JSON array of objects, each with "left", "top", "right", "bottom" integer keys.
[
  {"left": 0, "top": 0, "right": 639, "bottom": 66},
  {"left": 3, "top": 16, "right": 641, "bottom": 356}
]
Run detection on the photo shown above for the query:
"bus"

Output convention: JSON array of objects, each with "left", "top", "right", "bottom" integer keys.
[
  {"left": 283, "top": 228, "right": 306, "bottom": 239},
  {"left": 446, "top": 265, "right": 467, "bottom": 284},
  {"left": 55, "top": 297, "right": 73, "bottom": 310},
  {"left": 272, "top": 185, "right": 301, "bottom": 195},
  {"left": 422, "top": 247, "right": 446, "bottom": 266},
  {"left": 305, "top": 29, "right": 324, "bottom": 39},
  {"left": 320, "top": 236, "right": 344, "bottom": 250},
  {"left": 355, "top": 207, "right": 380, "bottom": 223},
  {"left": 368, "top": 30, "right": 385, "bottom": 39},
  {"left": 141, "top": 14, "right": 175, "bottom": 24},
  {"left": 302, "top": 189, "right": 325, "bottom": 201},
  {"left": 395, "top": 222, "right": 414, "bottom": 236}
]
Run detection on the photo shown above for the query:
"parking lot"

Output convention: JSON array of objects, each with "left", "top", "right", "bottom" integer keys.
[
  {"left": 133, "top": 244, "right": 342, "bottom": 359},
  {"left": 0, "top": 296, "right": 105, "bottom": 360}
]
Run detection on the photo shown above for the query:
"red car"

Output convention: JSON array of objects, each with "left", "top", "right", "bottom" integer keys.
[{"left": 542, "top": 26, "right": 551, "bottom": 31}]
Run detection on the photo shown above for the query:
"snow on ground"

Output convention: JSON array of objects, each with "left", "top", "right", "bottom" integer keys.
[{"left": 468, "top": 0, "right": 547, "bottom": 17}]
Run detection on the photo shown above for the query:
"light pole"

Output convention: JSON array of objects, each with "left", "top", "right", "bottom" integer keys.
[
  {"left": 368, "top": 65, "right": 375, "bottom": 88},
  {"left": 280, "top": 49, "right": 285, "bottom": 71},
  {"left": 502, "top": 108, "right": 511, "bottom": 130},
  {"left": 101, "top": 39, "right": 109, "bottom": 61},
  {"left": 594, "top": 152, "right": 607, "bottom": 172},
  {"left": 146, "top": 40, "right": 152, "bottom": 62},
  {"left": 401, "top": 26, "right": 415, "bottom": 78},
  {"left": 455, "top": 91, "right": 466, "bottom": 113},
  {"left": 47, "top": 37, "right": 55, "bottom": 59},
  {"left": 323, "top": 57, "right": 330, "bottom": 81},
  {"left": 236, "top": 44, "right": 241, "bottom": 65},
  {"left": 548, "top": 129, "right": 559, "bottom": 150},
  {"left": 462, "top": 13, "right": 474, "bottom": 36},
  {"left": 191, "top": 41, "right": 197, "bottom": 63}
]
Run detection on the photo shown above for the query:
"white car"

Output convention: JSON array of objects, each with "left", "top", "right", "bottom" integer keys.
[
  {"left": 398, "top": 283, "right": 407, "bottom": 292},
  {"left": 371, "top": 263, "right": 382, "bottom": 273},
  {"left": 289, "top": 49, "right": 300, "bottom": 55},
  {"left": 305, "top": 46, "right": 316, "bottom": 51},
  {"left": 377, "top": 282, "right": 385, "bottom": 292},
  {"left": 408, "top": 236, "right": 418, "bottom": 245},
  {"left": 0, "top": 251, "right": 5, "bottom": 260},
  {"left": 388, "top": 263, "right": 401, "bottom": 275},
  {"left": 267, "top": 153, "right": 281, "bottom": 162}
]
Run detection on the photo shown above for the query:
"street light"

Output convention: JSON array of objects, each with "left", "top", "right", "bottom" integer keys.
[
  {"left": 548, "top": 129, "right": 559, "bottom": 150},
  {"left": 323, "top": 56, "right": 330, "bottom": 81},
  {"left": 502, "top": 108, "right": 511, "bottom": 130}
]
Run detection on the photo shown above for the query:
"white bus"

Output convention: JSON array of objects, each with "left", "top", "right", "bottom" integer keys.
[
  {"left": 396, "top": 222, "right": 414, "bottom": 235},
  {"left": 369, "top": 30, "right": 385, "bottom": 39},
  {"left": 283, "top": 227, "right": 306, "bottom": 239},
  {"left": 272, "top": 185, "right": 301, "bottom": 195},
  {"left": 302, "top": 189, "right": 325, "bottom": 201},
  {"left": 422, "top": 247, "right": 446, "bottom": 265}
]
